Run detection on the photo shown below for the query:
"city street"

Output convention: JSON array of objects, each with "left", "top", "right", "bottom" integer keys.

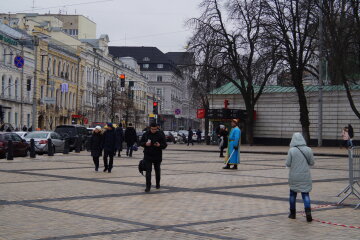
[{"left": 0, "top": 144, "right": 359, "bottom": 239}]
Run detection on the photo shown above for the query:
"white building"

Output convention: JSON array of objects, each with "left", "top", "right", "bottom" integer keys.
[{"left": 0, "top": 22, "right": 35, "bottom": 130}]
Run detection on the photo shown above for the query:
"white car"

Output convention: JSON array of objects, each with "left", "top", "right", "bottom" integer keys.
[{"left": 14, "top": 131, "right": 29, "bottom": 140}]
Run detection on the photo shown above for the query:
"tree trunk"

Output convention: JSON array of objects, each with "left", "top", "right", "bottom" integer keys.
[
  {"left": 294, "top": 76, "right": 311, "bottom": 144},
  {"left": 245, "top": 108, "right": 255, "bottom": 145}
]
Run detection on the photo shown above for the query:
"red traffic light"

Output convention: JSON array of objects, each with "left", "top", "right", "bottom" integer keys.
[{"left": 153, "top": 102, "right": 158, "bottom": 107}]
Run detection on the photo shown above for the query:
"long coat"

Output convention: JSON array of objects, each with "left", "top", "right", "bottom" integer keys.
[
  {"left": 225, "top": 127, "right": 241, "bottom": 164},
  {"left": 286, "top": 133, "right": 315, "bottom": 193},
  {"left": 90, "top": 132, "right": 103, "bottom": 157},
  {"left": 103, "top": 128, "right": 116, "bottom": 152},
  {"left": 140, "top": 130, "right": 167, "bottom": 162},
  {"left": 115, "top": 127, "right": 124, "bottom": 151},
  {"left": 124, "top": 127, "right": 137, "bottom": 145}
]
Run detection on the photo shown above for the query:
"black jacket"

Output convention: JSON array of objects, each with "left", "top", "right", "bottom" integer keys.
[
  {"left": 219, "top": 129, "right": 229, "bottom": 148},
  {"left": 103, "top": 128, "right": 116, "bottom": 152},
  {"left": 115, "top": 127, "right": 124, "bottom": 150},
  {"left": 188, "top": 130, "right": 193, "bottom": 140},
  {"left": 140, "top": 130, "right": 167, "bottom": 162},
  {"left": 124, "top": 127, "right": 137, "bottom": 145},
  {"left": 90, "top": 132, "right": 103, "bottom": 157}
]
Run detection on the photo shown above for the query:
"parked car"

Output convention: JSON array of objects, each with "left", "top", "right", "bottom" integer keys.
[
  {"left": 25, "top": 131, "right": 65, "bottom": 154},
  {"left": 15, "top": 131, "right": 29, "bottom": 140},
  {"left": 55, "top": 125, "right": 88, "bottom": 151},
  {"left": 0, "top": 132, "right": 29, "bottom": 158}
]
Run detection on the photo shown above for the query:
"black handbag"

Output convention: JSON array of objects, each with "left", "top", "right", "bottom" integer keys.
[{"left": 138, "top": 159, "right": 146, "bottom": 176}]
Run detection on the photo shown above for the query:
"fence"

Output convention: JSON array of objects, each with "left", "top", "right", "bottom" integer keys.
[{"left": 337, "top": 146, "right": 360, "bottom": 209}]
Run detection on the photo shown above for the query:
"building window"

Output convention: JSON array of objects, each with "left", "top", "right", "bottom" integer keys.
[
  {"left": 156, "top": 88, "right": 162, "bottom": 97},
  {"left": 8, "top": 112, "right": 11, "bottom": 123},
  {"left": 143, "top": 64, "right": 149, "bottom": 69},
  {"left": 15, "top": 79, "right": 18, "bottom": 99},
  {"left": 8, "top": 78, "right": 12, "bottom": 97},
  {"left": 53, "top": 59, "right": 56, "bottom": 75},
  {"left": 40, "top": 86, "right": 44, "bottom": 99},
  {"left": 157, "top": 64, "right": 163, "bottom": 69},
  {"left": 41, "top": 55, "right": 45, "bottom": 72},
  {"left": 27, "top": 114, "right": 30, "bottom": 128},
  {"left": 157, "top": 76, "right": 163, "bottom": 82},
  {"left": 143, "top": 57, "right": 150, "bottom": 61},
  {"left": 15, "top": 112, "right": 18, "bottom": 127},
  {"left": 1, "top": 75, "right": 5, "bottom": 95}
]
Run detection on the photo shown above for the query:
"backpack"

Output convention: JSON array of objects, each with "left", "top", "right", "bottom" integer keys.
[{"left": 138, "top": 159, "right": 146, "bottom": 176}]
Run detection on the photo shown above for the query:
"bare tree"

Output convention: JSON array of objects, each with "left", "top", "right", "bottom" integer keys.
[
  {"left": 262, "top": 0, "right": 318, "bottom": 144},
  {"left": 188, "top": 0, "right": 279, "bottom": 144},
  {"left": 321, "top": 0, "right": 360, "bottom": 119}
]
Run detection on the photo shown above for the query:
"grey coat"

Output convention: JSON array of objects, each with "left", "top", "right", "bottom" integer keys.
[{"left": 286, "top": 133, "right": 315, "bottom": 193}]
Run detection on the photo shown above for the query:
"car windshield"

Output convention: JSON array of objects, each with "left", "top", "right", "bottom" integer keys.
[
  {"left": 25, "top": 132, "right": 49, "bottom": 139},
  {"left": 55, "top": 127, "right": 76, "bottom": 137}
]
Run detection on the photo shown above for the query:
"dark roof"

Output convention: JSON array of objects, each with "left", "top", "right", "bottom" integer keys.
[
  {"left": 108, "top": 46, "right": 172, "bottom": 64},
  {"left": 165, "top": 52, "right": 194, "bottom": 66}
]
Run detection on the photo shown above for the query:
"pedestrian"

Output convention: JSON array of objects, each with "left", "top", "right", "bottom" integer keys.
[
  {"left": 22, "top": 125, "right": 27, "bottom": 131},
  {"left": 196, "top": 129, "right": 202, "bottom": 143},
  {"left": 90, "top": 126, "right": 103, "bottom": 171},
  {"left": 28, "top": 126, "right": 32, "bottom": 132},
  {"left": 286, "top": 132, "right": 315, "bottom": 222},
  {"left": 124, "top": 123, "right": 137, "bottom": 157},
  {"left": 218, "top": 125, "right": 228, "bottom": 158},
  {"left": 103, "top": 123, "right": 116, "bottom": 173},
  {"left": 187, "top": 127, "right": 194, "bottom": 146},
  {"left": 115, "top": 123, "right": 124, "bottom": 157},
  {"left": 223, "top": 119, "right": 241, "bottom": 170},
  {"left": 140, "top": 122, "right": 167, "bottom": 192},
  {"left": 341, "top": 126, "right": 353, "bottom": 149}
]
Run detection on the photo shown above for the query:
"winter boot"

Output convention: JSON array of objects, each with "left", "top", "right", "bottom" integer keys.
[
  {"left": 222, "top": 164, "right": 231, "bottom": 169},
  {"left": 288, "top": 209, "right": 296, "bottom": 219},
  {"left": 232, "top": 165, "right": 238, "bottom": 170},
  {"left": 305, "top": 208, "right": 312, "bottom": 222}
]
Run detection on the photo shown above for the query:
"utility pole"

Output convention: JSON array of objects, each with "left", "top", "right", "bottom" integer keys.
[
  {"left": 318, "top": 0, "right": 324, "bottom": 147},
  {"left": 32, "top": 36, "right": 39, "bottom": 129}
]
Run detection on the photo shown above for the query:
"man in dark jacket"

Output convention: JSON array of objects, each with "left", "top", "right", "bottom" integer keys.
[
  {"left": 124, "top": 123, "right": 137, "bottom": 157},
  {"left": 103, "top": 123, "right": 116, "bottom": 173},
  {"left": 115, "top": 124, "right": 124, "bottom": 157},
  {"left": 140, "top": 122, "right": 167, "bottom": 192},
  {"left": 187, "top": 127, "right": 194, "bottom": 146},
  {"left": 90, "top": 126, "right": 103, "bottom": 171}
]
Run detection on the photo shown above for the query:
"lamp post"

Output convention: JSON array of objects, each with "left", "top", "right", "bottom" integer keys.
[{"left": 318, "top": 0, "right": 324, "bottom": 147}]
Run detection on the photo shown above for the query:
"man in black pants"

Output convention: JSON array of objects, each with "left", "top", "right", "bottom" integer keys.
[
  {"left": 140, "top": 122, "right": 167, "bottom": 192},
  {"left": 103, "top": 123, "right": 116, "bottom": 173}
]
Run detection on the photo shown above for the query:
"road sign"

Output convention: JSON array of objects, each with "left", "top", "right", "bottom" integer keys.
[
  {"left": 175, "top": 109, "right": 181, "bottom": 115},
  {"left": 42, "top": 97, "right": 56, "bottom": 104},
  {"left": 14, "top": 56, "right": 24, "bottom": 68}
]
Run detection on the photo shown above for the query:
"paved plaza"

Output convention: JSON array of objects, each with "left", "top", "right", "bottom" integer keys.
[{"left": 0, "top": 144, "right": 359, "bottom": 239}]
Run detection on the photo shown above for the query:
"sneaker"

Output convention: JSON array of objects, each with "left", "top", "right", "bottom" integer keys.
[
  {"left": 156, "top": 184, "right": 160, "bottom": 189},
  {"left": 95, "top": 167, "right": 98, "bottom": 172},
  {"left": 103, "top": 168, "right": 108, "bottom": 172},
  {"left": 108, "top": 169, "right": 112, "bottom": 173},
  {"left": 145, "top": 188, "right": 150, "bottom": 193}
]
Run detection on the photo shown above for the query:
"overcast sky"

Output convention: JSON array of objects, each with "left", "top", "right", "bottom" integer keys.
[{"left": 2, "top": 0, "right": 202, "bottom": 53}]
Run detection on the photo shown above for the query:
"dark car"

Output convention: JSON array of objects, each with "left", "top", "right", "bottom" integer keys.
[
  {"left": 0, "top": 132, "right": 29, "bottom": 158},
  {"left": 54, "top": 125, "right": 88, "bottom": 151}
]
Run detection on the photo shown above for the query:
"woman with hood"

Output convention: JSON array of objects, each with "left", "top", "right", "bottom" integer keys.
[
  {"left": 90, "top": 126, "right": 103, "bottom": 171},
  {"left": 286, "top": 133, "right": 315, "bottom": 222}
]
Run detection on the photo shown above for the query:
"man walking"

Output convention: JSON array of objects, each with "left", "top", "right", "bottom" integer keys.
[
  {"left": 140, "top": 122, "right": 167, "bottom": 192},
  {"left": 115, "top": 123, "right": 124, "bottom": 157},
  {"left": 124, "top": 123, "right": 137, "bottom": 157},
  {"left": 103, "top": 123, "right": 116, "bottom": 173},
  {"left": 223, "top": 119, "right": 241, "bottom": 170},
  {"left": 187, "top": 127, "right": 194, "bottom": 146}
]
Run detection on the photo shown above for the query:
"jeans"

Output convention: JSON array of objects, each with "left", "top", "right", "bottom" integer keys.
[
  {"left": 289, "top": 190, "right": 311, "bottom": 210},
  {"left": 92, "top": 156, "right": 99, "bottom": 169},
  {"left": 145, "top": 160, "right": 161, "bottom": 189},
  {"left": 126, "top": 143, "right": 133, "bottom": 156}
]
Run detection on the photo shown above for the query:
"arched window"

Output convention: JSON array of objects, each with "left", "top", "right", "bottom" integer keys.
[
  {"left": 56, "top": 89, "right": 60, "bottom": 106},
  {"left": 1, "top": 75, "right": 5, "bottom": 95},
  {"left": 47, "top": 58, "right": 51, "bottom": 73},
  {"left": 75, "top": 68, "right": 78, "bottom": 82},
  {"left": 65, "top": 92, "right": 68, "bottom": 109},
  {"left": 73, "top": 94, "right": 76, "bottom": 109},
  {"left": 69, "top": 92, "right": 72, "bottom": 110},
  {"left": 71, "top": 66, "right": 74, "bottom": 81}
]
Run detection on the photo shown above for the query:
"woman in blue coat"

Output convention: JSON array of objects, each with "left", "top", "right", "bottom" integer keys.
[{"left": 223, "top": 119, "right": 241, "bottom": 170}]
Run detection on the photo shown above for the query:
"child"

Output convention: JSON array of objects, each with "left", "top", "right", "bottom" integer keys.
[{"left": 286, "top": 133, "right": 315, "bottom": 222}]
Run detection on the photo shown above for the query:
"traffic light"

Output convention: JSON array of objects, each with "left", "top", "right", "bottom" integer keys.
[
  {"left": 120, "top": 74, "right": 125, "bottom": 87},
  {"left": 26, "top": 79, "right": 31, "bottom": 91},
  {"left": 224, "top": 99, "right": 229, "bottom": 109},
  {"left": 153, "top": 102, "right": 158, "bottom": 114}
]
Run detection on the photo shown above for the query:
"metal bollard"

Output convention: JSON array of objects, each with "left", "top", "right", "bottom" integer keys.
[
  {"left": 47, "top": 138, "right": 54, "bottom": 156},
  {"left": 30, "top": 138, "right": 36, "bottom": 158},
  {"left": 75, "top": 136, "right": 81, "bottom": 153},
  {"left": 7, "top": 140, "right": 14, "bottom": 160},
  {"left": 63, "top": 138, "right": 69, "bottom": 154}
]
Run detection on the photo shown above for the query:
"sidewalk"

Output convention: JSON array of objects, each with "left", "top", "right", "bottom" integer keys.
[{"left": 168, "top": 143, "right": 349, "bottom": 157}]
